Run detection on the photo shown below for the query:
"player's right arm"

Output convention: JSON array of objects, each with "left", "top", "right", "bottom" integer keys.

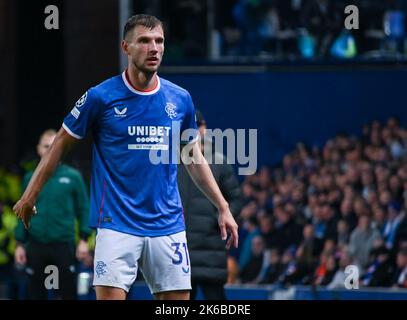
[{"left": 13, "top": 127, "right": 78, "bottom": 229}]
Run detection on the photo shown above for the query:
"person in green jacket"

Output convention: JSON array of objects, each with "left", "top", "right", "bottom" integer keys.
[{"left": 14, "top": 129, "right": 91, "bottom": 299}]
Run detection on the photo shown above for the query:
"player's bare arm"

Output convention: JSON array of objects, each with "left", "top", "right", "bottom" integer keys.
[
  {"left": 181, "top": 141, "right": 238, "bottom": 249},
  {"left": 13, "top": 127, "right": 78, "bottom": 229}
]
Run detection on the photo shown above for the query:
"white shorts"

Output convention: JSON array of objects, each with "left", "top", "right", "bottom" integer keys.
[{"left": 93, "top": 228, "right": 191, "bottom": 294}]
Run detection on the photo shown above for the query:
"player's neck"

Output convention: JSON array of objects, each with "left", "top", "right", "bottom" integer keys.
[{"left": 125, "top": 68, "right": 158, "bottom": 92}]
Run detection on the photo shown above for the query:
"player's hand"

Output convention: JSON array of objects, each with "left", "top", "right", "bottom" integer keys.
[
  {"left": 218, "top": 206, "right": 239, "bottom": 249},
  {"left": 13, "top": 198, "right": 37, "bottom": 230},
  {"left": 15, "top": 245, "right": 27, "bottom": 265},
  {"left": 76, "top": 239, "right": 89, "bottom": 261}
]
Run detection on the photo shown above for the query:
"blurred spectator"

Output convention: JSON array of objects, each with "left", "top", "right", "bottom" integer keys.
[
  {"left": 327, "top": 249, "right": 353, "bottom": 289},
  {"left": 336, "top": 219, "right": 350, "bottom": 249},
  {"left": 259, "top": 248, "right": 284, "bottom": 284},
  {"left": 14, "top": 129, "right": 91, "bottom": 300},
  {"left": 178, "top": 109, "right": 243, "bottom": 300},
  {"left": 383, "top": 202, "right": 404, "bottom": 249},
  {"left": 348, "top": 215, "right": 382, "bottom": 271},
  {"left": 296, "top": 224, "right": 323, "bottom": 272},
  {"left": 239, "top": 235, "right": 267, "bottom": 283},
  {"left": 271, "top": 205, "right": 303, "bottom": 252},
  {"left": 300, "top": 0, "right": 342, "bottom": 58},
  {"left": 238, "top": 215, "right": 261, "bottom": 271},
  {"left": 277, "top": 245, "right": 307, "bottom": 286},
  {"left": 361, "top": 246, "right": 395, "bottom": 287},
  {"left": 313, "top": 252, "right": 337, "bottom": 286},
  {"left": 339, "top": 198, "right": 358, "bottom": 232},
  {"left": 393, "top": 247, "right": 407, "bottom": 288},
  {"left": 258, "top": 214, "right": 275, "bottom": 248}
]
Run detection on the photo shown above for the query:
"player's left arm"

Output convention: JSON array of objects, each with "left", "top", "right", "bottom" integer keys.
[{"left": 181, "top": 141, "right": 238, "bottom": 249}]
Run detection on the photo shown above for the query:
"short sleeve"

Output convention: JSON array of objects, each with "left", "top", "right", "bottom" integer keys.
[
  {"left": 62, "top": 88, "right": 102, "bottom": 139},
  {"left": 180, "top": 93, "right": 199, "bottom": 145}
]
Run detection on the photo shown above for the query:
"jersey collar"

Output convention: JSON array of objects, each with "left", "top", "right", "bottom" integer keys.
[{"left": 122, "top": 70, "right": 160, "bottom": 96}]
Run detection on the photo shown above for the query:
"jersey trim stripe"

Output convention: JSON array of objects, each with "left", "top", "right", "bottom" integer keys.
[
  {"left": 125, "top": 69, "right": 158, "bottom": 92},
  {"left": 122, "top": 71, "right": 161, "bottom": 96},
  {"left": 62, "top": 122, "right": 83, "bottom": 140}
]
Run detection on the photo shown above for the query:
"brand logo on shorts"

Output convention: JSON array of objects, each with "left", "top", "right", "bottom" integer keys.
[
  {"left": 95, "top": 261, "right": 107, "bottom": 278},
  {"left": 165, "top": 103, "right": 177, "bottom": 119},
  {"left": 182, "top": 267, "right": 190, "bottom": 274}
]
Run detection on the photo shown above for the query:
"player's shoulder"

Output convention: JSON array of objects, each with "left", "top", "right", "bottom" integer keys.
[
  {"left": 91, "top": 74, "right": 123, "bottom": 96},
  {"left": 159, "top": 77, "right": 191, "bottom": 98},
  {"left": 77, "top": 74, "right": 123, "bottom": 106}
]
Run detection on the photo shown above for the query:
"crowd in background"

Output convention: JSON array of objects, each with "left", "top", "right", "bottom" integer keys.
[
  {"left": 143, "top": 0, "right": 407, "bottom": 60},
  {"left": 135, "top": 0, "right": 407, "bottom": 62},
  {"left": 219, "top": 0, "right": 407, "bottom": 59},
  {"left": 230, "top": 117, "right": 407, "bottom": 289}
]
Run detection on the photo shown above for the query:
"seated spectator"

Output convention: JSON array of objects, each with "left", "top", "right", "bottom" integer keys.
[
  {"left": 311, "top": 205, "right": 327, "bottom": 240},
  {"left": 322, "top": 238, "right": 338, "bottom": 257},
  {"left": 394, "top": 210, "right": 407, "bottom": 252},
  {"left": 372, "top": 205, "right": 387, "bottom": 234},
  {"left": 361, "top": 246, "right": 395, "bottom": 287},
  {"left": 392, "top": 247, "right": 407, "bottom": 288},
  {"left": 321, "top": 203, "right": 338, "bottom": 241},
  {"left": 298, "top": 224, "right": 324, "bottom": 265},
  {"left": 277, "top": 245, "right": 306, "bottom": 287},
  {"left": 313, "top": 253, "right": 338, "bottom": 286},
  {"left": 238, "top": 215, "right": 260, "bottom": 272},
  {"left": 240, "top": 235, "right": 266, "bottom": 284},
  {"left": 336, "top": 219, "right": 350, "bottom": 249},
  {"left": 327, "top": 249, "right": 353, "bottom": 290},
  {"left": 383, "top": 202, "right": 404, "bottom": 250},
  {"left": 272, "top": 205, "right": 303, "bottom": 252},
  {"left": 258, "top": 213, "right": 276, "bottom": 249},
  {"left": 340, "top": 198, "right": 358, "bottom": 232},
  {"left": 348, "top": 214, "right": 382, "bottom": 271},
  {"left": 259, "top": 248, "right": 284, "bottom": 284}
]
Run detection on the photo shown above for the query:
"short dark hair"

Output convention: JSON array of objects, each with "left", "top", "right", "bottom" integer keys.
[{"left": 123, "top": 14, "right": 163, "bottom": 40}]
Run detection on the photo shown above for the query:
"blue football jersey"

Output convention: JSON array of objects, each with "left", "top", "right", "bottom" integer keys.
[{"left": 63, "top": 71, "right": 198, "bottom": 237}]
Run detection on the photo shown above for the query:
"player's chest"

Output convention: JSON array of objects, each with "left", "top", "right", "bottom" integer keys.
[{"left": 99, "top": 95, "right": 183, "bottom": 139}]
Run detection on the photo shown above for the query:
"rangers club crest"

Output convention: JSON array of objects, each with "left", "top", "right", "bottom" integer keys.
[{"left": 165, "top": 103, "right": 177, "bottom": 119}]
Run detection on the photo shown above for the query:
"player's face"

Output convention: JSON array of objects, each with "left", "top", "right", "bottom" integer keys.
[
  {"left": 37, "top": 134, "right": 56, "bottom": 158},
  {"left": 126, "top": 25, "right": 164, "bottom": 74}
]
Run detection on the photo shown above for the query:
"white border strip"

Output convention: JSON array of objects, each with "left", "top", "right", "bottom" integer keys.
[
  {"left": 122, "top": 71, "right": 161, "bottom": 95},
  {"left": 62, "top": 123, "right": 83, "bottom": 140}
]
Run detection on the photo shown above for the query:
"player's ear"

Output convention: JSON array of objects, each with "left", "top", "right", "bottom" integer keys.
[{"left": 121, "top": 40, "right": 129, "bottom": 55}]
